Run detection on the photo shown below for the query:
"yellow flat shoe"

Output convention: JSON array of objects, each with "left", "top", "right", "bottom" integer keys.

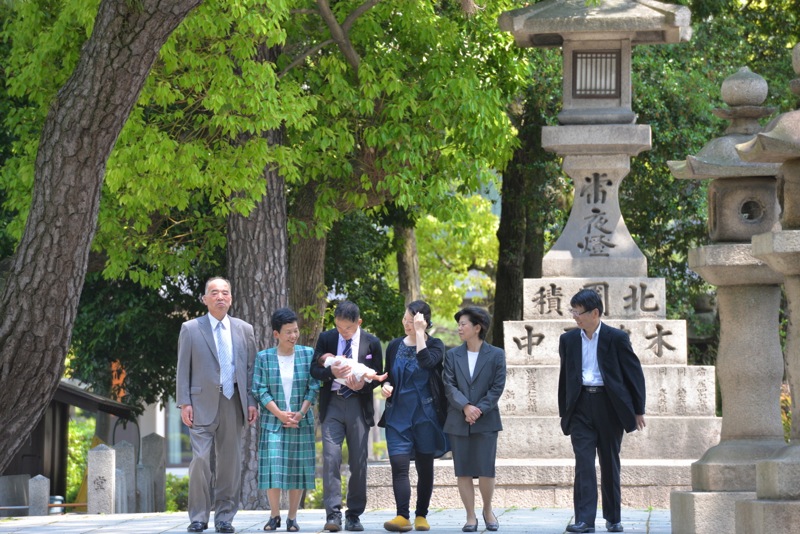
[
  {"left": 414, "top": 516, "right": 430, "bottom": 531},
  {"left": 384, "top": 515, "right": 412, "bottom": 532}
]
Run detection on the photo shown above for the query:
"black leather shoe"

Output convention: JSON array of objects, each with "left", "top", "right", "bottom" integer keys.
[
  {"left": 483, "top": 511, "right": 499, "bottom": 531},
  {"left": 215, "top": 521, "right": 235, "bottom": 533},
  {"left": 606, "top": 521, "right": 623, "bottom": 532},
  {"left": 566, "top": 522, "right": 595, "bottom": 533},
  {"left": 188, "top": 522, "right": 208, "bottom": 533},
  {"left": 461, "top": 521, "right": 478, "bottom": 532},
  {"left": 324, "top": 513, "right": 342, "bottom": 532},
  {"left": 345, "top": 516, "right": 364, "bottom": 531},
  {"left": 263, "top": 516, "right": 281, "bottom": 531}
]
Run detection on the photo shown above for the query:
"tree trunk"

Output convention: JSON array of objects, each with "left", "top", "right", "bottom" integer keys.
[
  {"left": 289, "top": 184, "right": 327, "bottom": 347},
  {"left": 395, "top": 224, "right": 421, "bottom": 305},
  {"left": 0, "top": 0, "right": 201, "bottom": 473},
  {"left": 491, "top": 156, "right": 526, "bottom": 348},
  {"left": 524, "top": 196, "right": 545, "bottom": 280},
  {"left": 227, "top": 127, "right": 288, "bottom": 510}
]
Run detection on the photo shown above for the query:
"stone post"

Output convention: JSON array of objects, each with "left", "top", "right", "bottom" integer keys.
[
  {"left": 136, "top": 463, "right": 154, "bottom": 513},
  {"left": 141, "top": 433, "right": 166, "bottom": 512},
  {"left": 87, "top": 444, "right": 115, "bottom": 515},
  {"left": 27, "top": 475, "right": 49, "bottom": 516},
  {"left": 115, "top": 468, "right": 127, "bottom": 513},
  {"left": 667, "top": 67, "right": 785, "bottom": 534},
  {"left": 734, "top": 43, "right": 800, "bottom": 533},
  {"left": 114, "top": 440, "right": 136, "bottom": 514}
]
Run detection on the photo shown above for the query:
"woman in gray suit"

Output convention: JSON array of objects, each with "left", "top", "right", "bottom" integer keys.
[{"left": 443, "top": 307, "right": 506, "bottom": 532}]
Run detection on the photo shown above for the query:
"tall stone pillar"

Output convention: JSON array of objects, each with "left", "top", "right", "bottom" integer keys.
[
  {"left": 667, "top": 68, "right": 785, "bottom": 534},
  {"left": 734, "top": 43, "right": 800, "bottom": 533}
]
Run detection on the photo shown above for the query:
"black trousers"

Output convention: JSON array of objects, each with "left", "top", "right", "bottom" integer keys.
[
  {"left": 569, "top": 389, "right": 624, "bottom": 526},
  {"left": 389, "top": 453, "right": 435, "bottom": 519}
]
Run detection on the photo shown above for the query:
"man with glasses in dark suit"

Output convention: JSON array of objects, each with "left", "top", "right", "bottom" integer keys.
[{"left": 558, "top": 289, "right": 646, "bottom": 534}]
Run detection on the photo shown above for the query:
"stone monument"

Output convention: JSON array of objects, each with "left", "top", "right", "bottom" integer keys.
[
  {"left": 733, "top": 43, "right": 800, "bottom": 534},
  {"left": 668, "top": 67, "right": 785, "bottom": 534},
  {"left": 492, "top": 0, "right": 720, "bottom": 508}
]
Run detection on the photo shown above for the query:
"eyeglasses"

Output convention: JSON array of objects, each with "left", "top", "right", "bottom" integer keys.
[{"left": 569, "top": 308, "right": 592, "bottom": 317}]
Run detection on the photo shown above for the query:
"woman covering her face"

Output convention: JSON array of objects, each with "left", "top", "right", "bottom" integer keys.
[{"left": 378, "top": 300, "right": 449, "bottom": 533}]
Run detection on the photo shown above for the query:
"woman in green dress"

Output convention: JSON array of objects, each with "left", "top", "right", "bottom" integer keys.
[{"left": 252, "top": 308, "right": 320, "bottom": 532}]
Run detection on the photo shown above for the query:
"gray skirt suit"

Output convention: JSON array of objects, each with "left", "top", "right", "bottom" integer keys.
[{"left": 442, "top": 341, "right": 506, "bottom": 477}]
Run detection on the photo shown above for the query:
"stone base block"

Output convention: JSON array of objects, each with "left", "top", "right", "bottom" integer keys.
[
  {"left": 752, "top": 230, "right": 800, "bottom": 276},
  {"left": 691, "top": 439, "right": 788, "bottom": 491},
  {"left": 756, "top": 445, "right": 800, "bottom": 499},
  {"left": 541, "top": 125, "right": 652, "bottom": 157},
  {"left": 670, "top": 490, "right": 755, "bottom": 534},
  {"left": 499, "top": 416, "right": 721, "bottom": 459},
  {"left": 735, "top": 498, "right": 800, "bottom": 534},
  {"left": 689, "top": 244, "right": 783, "bottom": 286},
  {"left": 368, "top": 459, "right": 693, "bottom": 509}
]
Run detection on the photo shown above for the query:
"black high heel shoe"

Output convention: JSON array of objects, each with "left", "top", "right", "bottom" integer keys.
[
  {"left": 483, "top": 510, "right": 499, "bottom": 531},
  {"left": 263, "top": 516, "right": 281, "bottom": 531},
  {"left": 286, "top": 518, "right": 299, "bottom": 532},
  {"left": 462, "top": 519, "right": 478, "bottom": 532}
]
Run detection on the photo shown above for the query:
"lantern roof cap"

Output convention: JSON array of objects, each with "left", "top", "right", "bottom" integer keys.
[{"left": 498, "top": 0, "right": 692, "bottom": 48}]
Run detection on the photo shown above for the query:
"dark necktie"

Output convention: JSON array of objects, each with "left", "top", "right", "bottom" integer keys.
[{"left": 339, "top": 338, "right": 355, "bottom": 398}]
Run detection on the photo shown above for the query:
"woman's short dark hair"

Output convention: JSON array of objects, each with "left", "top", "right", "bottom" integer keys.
[
  {"left": 570, "top": 289, "right": 604, "bottom": 316},
  {"left": 454, "top": 306, "right": 491, "bottom": 340},
  {"left": 334, "top": 300, "right": 360, "bottom": 323},
  {"left": 271, "top": 307, "right": 298, "bottom": 333},
  {"left": 407, "top": 300, "right": 432, "bottom": 330}
]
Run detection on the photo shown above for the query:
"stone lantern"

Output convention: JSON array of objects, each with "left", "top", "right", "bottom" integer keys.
[
  {"left": 733, "top": 43, "right": 800, "bottom": 534},
  {"left": 496, "top": 0, "right": 720, "bottom": 511},
  {"left": 668, "top": 68, "right": 785, "bottom": 534},
  {"left": 499, "top": 0, "right": 691, "bottom": 277}
]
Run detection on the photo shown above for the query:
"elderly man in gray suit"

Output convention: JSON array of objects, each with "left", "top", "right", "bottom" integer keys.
[{"left": 176, "top": 277, "right": 258, "bottom": 534}]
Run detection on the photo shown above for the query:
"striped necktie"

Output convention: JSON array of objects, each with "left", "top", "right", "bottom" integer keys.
[
  {"left": 216, "top": 322, "right": 234, "bottom": 399},
  {"left": 338, "top": 338, "right": 355, "bottom": 398}
]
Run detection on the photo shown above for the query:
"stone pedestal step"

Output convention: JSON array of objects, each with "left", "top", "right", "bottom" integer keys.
[
  {"left": 504, "top": 319, "right": 688, "bottom": 365},
  {"left": 671, "top": 490, "right": 756, "bottom": 534},
  {"left": 523, "top": 278, "right": 666, "bottom": 319},
  {"left": 498, "top": 416, "right": 721, "bottom": 459},
  {"left": 735, "top": 497, "right": 800, "bottom": 534},
  {"left": 367, "top": 459, "right": 695, "bottom": 509},
  {"left": 502, "top": 365, "right": 716, "bottom": 416}
]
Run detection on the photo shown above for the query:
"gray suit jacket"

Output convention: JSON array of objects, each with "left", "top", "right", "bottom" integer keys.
[
  {"left": 442, "top": 341, "right": 506, "bottom": 437},
  {"left": 176, "top": 314, "right": 256, "bottom": 426}
]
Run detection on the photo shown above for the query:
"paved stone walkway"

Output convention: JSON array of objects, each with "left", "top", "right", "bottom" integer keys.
[{"left": 0, "top": 508, "right": 671, "bottom": 533}]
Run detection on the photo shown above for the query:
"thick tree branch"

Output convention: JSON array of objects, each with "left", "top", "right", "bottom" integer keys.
[
  {"left": 281, "top": 0, "right": 383, "bottom": 78},
  {"left": 316, "top": 0, "right": 361, "bottom": 74},
  {"left": 342, "top": 0, "right": 382, "bottom": 32}
]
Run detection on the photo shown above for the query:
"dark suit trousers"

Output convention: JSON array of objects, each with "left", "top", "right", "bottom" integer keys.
[
  {"left": 569, "top": 389, "right": 624, "bottom": 526},
  {"left": 321, "top": 393, "right": 369, "bottom": 518}
]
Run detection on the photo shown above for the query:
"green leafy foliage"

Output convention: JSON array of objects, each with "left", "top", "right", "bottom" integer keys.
[
  {"left": 323, "top": 210, "right": 405, "bottom": 341},
  {"left": 166, "top": 473, "right": 190, "bottom": 512},
  {"left": 66, "top": 410, "right": 95, "bottom": 503},
  {"left": 624, "top": 0, "right": 799, "bottom": 322},
  {"left": 68, "top": 273, "right": 207, "bottom": 412},
  {"left": 414, "top": 194, "right": 499, "bottom": 320},
  {"left": 281, "top": 0, "right": 528, "bottom": 234}
]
